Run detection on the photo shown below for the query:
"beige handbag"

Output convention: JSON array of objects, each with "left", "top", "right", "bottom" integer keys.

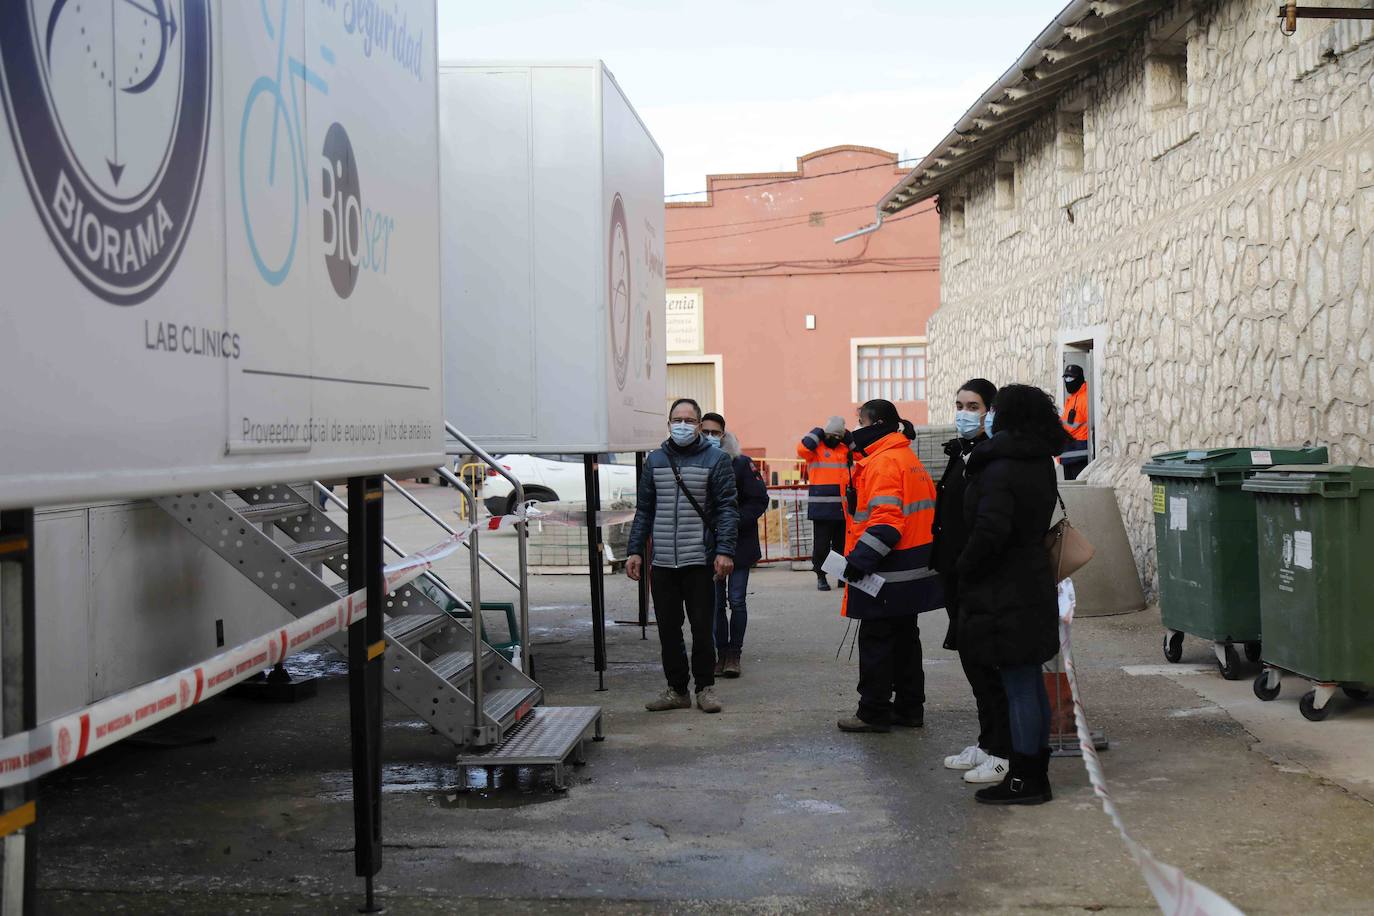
[{"left": 1045, "top": 492, "right": 1095, "bottom": 582}]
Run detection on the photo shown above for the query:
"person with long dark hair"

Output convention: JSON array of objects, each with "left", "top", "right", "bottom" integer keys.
[
  {"left": 956, "top": 384, "right": 1063, "bottom": 804},
  {"left": 931, "top": 378, "right": 1012, "bottom": 786},
  {"left": 836, "top": 400, "right": 944, "bottom": 733}
]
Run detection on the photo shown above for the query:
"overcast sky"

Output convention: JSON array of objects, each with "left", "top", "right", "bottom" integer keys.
[{"left": 437, "top": 1, "right": 1070, "bottom": 198}]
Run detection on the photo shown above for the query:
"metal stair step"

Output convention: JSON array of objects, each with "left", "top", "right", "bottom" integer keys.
[
  {"left": 455, "top": 707, "right": 603, "bottom": 788},
  {"left": 481, "top": 686, "right": 542, "bottom": 728},
  {"left": 428, "top": 646, "right": 497, "bottom": 684},
  {"left": 238, "top": 501, "right": 311, "bottom": 523},
  {"left": 381, "top": 611, "right": 452, "bottom": 647},
  {"left": 286, "top": 538, "right": 348, "bottom": 562}
]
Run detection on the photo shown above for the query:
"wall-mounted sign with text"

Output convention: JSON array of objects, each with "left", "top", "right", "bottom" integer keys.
[{"left": 666, "top": 288, "right": 704, "bottom": 355}]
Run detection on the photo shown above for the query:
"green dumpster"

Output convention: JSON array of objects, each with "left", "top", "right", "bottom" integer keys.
[
  {"left": 1141, "top": 446, "right": 1328, "bottom": 678},
  {"left": 1243, "top": 465, "right": 1374, "bottom": 720}
]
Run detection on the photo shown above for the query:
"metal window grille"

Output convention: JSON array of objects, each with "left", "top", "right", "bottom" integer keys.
[{"left": 857, "top": 343, "right": 926, "bottom": 403}]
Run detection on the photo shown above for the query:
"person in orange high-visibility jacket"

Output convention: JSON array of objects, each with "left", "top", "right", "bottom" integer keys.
[
  {"left": 836, "top": 400, "right": 944, "bottom": 734},
  {"left": 1059, "top": 364, "right": 1090, "bottom": 480},
  {"left": 797, "top": 416, "right": 851, "bottom": 591}
]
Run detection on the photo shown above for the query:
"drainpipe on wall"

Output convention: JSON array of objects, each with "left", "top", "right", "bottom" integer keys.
[{"left": 832, "top": 208, "right": 884, "bottom": 244}]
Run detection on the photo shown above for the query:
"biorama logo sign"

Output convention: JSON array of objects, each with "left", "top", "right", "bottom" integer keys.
[{"left": 0, "top": 0, "right": 212, "bottom": 305}]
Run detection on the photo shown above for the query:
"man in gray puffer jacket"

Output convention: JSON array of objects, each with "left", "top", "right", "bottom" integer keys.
[{"left": 627, "top": 398, "right": 739, "bottom": 714}]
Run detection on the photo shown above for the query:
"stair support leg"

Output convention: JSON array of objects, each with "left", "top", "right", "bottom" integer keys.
[{"left": 0, "top": 510, "right": 38, "bottom": 916}]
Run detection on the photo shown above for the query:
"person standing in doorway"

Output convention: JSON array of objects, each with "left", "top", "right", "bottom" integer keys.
[
  {"left": 798, "top": 417, "right": 851, "bottom": 591},
  {"left": 699, "top": 413, "right": 769, "bottom": 679},
  {"left": 957, "top": 384, "right": 1064, "bottom": 804},
  {"left": 627, "top": 398, "right": 740, "bottom": 714},
  {"left": 1060, "top": 364, "right": 1090, "bottom": 480},
  {"left": 931, "top": 378, "right": 1012, "bottom": 786},
  {"left": 836, "top": 400, "right": 943, "bottom": 733}
]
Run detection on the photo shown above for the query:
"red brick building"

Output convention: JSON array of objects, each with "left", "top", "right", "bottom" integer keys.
[{"left": 665, "top": 146, "right": 940, "bottom": 462}]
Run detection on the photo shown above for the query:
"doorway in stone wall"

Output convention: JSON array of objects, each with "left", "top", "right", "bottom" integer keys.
[{"left": 1058, "top": 326, "right": 1104, "bottom": 467}]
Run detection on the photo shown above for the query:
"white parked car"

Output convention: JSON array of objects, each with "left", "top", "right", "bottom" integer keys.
[{"left": 481, "top": 453, "right": 639, "bottom": 518}]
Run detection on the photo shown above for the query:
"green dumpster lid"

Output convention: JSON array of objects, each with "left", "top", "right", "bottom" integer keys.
[
  {"left": 1141, "top": 446, "right": 1329, "bottom": 479},
  {"left": 1242, "top": 464, "right": 1374, "bottom": 496}
]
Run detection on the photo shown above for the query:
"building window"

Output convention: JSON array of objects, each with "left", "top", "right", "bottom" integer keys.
[
  {"left": 1145, "top": 32, "right": 1189, "bottom": 131},
  {"left": 1056, "top": 108, "right": 1085, "bottom": 175},
  {"left": 994, "top": 159, "right": 1017, "bottom": 211},
  {"left": 856, "top": 342, "right": 926, "bottom": 403}
]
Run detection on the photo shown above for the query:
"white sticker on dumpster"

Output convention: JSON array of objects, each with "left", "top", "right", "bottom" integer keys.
[
  {"left": 1294, "top": 530, "right": 1313, "bottom": 569},
  {"left": 1168, "top": 497, "right": 1188, "bottom": 531},
  {"left": 1251, "top": 450, "right": 1273, "bottom": 465}
]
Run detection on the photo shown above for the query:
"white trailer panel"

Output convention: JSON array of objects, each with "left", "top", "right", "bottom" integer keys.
[
  {"left": 0, "top": 0, "right": 444, "bottom": 510},
  {"left": 439, "top": 61, "right": 666, "bottom": 454}
]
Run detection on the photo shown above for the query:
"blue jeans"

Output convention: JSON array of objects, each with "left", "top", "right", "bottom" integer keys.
[
  {"left": 713, "top": 567, "right": 751, "bottom": 653},
  {"left": 999, "top": 664, "right": 1050, "bottom": 755}
]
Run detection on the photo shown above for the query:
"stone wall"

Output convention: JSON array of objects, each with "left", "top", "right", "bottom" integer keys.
[{"left": 928, "top": 0, "right": 1374, "bottom": 592}]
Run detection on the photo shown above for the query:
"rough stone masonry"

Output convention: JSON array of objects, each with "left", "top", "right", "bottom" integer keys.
[{"left": 926, "top": 0, "right": 1374, "bottom": 590}]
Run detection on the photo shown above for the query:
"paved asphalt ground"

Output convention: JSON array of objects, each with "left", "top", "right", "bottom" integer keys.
[{"left": 34, "top": 485, "right": 1374, "bottom": 914}]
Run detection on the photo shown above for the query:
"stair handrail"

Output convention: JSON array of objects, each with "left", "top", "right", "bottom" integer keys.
[
  {"left": 380, "top": 474, "right": 519, "bottom": 590},
  {"left": 445, "top": 422, "right": 530, "bottom": 676},
  {"left": 311, "top": 482, "right": 475, "bottom": 616}
]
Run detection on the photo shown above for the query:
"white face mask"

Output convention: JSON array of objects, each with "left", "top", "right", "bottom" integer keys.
[{"left": 669, "top": 422, "right": 698, "bottom": 446}]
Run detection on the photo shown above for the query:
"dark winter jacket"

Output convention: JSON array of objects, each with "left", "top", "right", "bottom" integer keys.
[
  {"left": 955, "top": 430, "right": 1062, "bottom": 668},
  {"left": 730, "top": 454, "right": 769, "bottom": 568},
  {"left": 930, "top": 434, "right": 983, "bottom": 650},
  {"left": 627, "top": 436, "right": 739, "bottom": 568}
]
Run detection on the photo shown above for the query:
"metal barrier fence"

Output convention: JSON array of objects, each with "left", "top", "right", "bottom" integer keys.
[
  {"left": 455, "top": 462, "right": 486, "bottom": 517},
  {"left": 757, "top": 484, "right": 813, "bottom": 565}
]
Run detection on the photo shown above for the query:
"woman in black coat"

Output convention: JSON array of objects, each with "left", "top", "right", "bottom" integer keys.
[
  {"left": 956, "top": 384, "right": 1063, "bottom": 805},
  {"left": 930, "top": 378, "right": 1012, "bottom": 785}
]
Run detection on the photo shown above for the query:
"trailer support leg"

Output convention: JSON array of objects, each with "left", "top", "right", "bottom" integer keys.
[
  {"left": 347, "top": 479, "right": 384, "bottom": 912},
  {"left": 0, "top": 510, "right": 37, "bottom": 916},
  {"left": 584, "top": 456, "right": 608, "bottom": 691}
]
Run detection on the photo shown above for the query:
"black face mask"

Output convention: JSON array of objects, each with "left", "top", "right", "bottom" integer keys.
[
  {"left": 823, "top": 434, "right": 842, "bottom": 448},
  {"left": 849, "top": 422, "right": 894, "bottom": 454},
  {"left": 1064, "top": 376, "right": 1084, "bottom": 394}
]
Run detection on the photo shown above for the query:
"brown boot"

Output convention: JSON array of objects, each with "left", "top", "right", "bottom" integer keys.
[
  {"left": 837, "top": 716, "right": 890, "bottom": 733},
  {"left": 713, "top": 653, "right": 726, "bottom": 677},
  {"left": 721, "top": 651, "right": 741, "bottom": 678}
]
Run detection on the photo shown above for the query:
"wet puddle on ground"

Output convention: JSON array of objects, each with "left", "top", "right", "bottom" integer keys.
[
  {"left": 283, "top": 649, "right": 349, "bottom": 680},
  {"left": 317, "top": 763, "right": 567, "bottom": 809}
]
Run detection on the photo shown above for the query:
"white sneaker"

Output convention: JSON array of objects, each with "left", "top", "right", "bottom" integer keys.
[
  {"left": 943, "top": 745, "right": 988, "bottom": 771},
  {"left": 963, "top": 755, "right": 1010, "bottom": 784}
]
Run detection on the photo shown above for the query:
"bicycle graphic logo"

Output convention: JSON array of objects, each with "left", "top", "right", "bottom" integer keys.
[{"left": 238, "top": 0, "right": 331, "bottom": 286}]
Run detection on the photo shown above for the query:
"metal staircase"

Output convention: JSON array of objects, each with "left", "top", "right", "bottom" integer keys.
[{"left": 152, "top": 429, "right": 602, "bottom": 778}]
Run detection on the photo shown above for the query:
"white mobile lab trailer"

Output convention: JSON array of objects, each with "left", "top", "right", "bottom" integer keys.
[
  {"left": 0, "top": 0, "right": 443, "bottom": 715},
  {"left": 438, "top": 61, "right": 667, "bottom": 455}
]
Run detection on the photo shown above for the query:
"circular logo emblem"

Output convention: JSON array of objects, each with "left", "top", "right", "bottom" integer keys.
[
  {"left": 608, "top": 192, "right": 631, "bottom": 391},
  {"left": 0, "top": 0, "right": 212, "bottom": 305},
  {"left": 321, "top": 121, "right": 361, "bottom": 299},
  {"left": 57, "top": 725, "right": 73, "bottom": 765}
]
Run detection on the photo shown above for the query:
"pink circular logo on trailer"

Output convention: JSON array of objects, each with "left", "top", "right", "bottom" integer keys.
[
  {"left": 608, "top": 192, "right": 631, "bottom": 391},
  {"left": 57, "top": 726, "right": 73, "bottom": 765}
]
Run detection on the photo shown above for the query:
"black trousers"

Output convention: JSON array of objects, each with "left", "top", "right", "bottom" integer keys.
[
  {"left": 651, "top": 565, "right": 717, "bottom": 694},
  {"left": 856, "top": 614, "right": 924, "bottom": 724},
  {"left": 811, "top": 519, "right": 846, "bottom": 574},
  {"left": 959, "top": 648, "right": 1012, "bottom": 758},
  {"left": 1062, "top": 456, "right": 1088, "bottom": 480}
]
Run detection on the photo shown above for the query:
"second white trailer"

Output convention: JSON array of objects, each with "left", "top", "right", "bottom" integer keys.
[{"left": 439, "top": 61, "right": 667, "bottom": 454}]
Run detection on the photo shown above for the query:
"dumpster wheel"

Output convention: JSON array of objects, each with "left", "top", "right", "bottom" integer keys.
[
  {"left": 1252, "top": 670, "right": 1281, "bottom": 701},
  {"left": 1342, "top": 687, "right": 1370, "bottom": 701},
  {"left": 1163, "top": 631, "right": 1184, "bottom": 664},
  {"left": 1299, "top": 689, "right": 1332, "bottom": 722},
  {"left": 1214, "top": 643, "right": 1241, "bottom": 680},
  {"left": 1243, "top": 641, "right": 1262, "bottom": 663}
]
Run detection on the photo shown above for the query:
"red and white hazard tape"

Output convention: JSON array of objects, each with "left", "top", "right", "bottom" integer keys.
[
  {"left": 485, "top": 502, "right": 637, "bottom": 531},
  {"left": 1058, "top": 580, "right": 1244, "bottom": 915},
  {"left": 0, "top": 528, "right": 476, "bottom": 790}
]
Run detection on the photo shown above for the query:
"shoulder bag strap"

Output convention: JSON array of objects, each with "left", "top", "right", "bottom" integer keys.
[{"left": 665, "top": 449, "right": 711, "bottom": 525}]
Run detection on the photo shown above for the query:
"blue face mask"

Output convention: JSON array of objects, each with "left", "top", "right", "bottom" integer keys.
[
  {"left": 702, "top": 432, "right": 722, "bottom": 449},
  {"left": 669, "top": 422, "right": 698, "bottom": 446},
  {"left": 954, "top": 410, "right": 982, "bottom": 439},
  {"left": 984, "top": 411, "right": 996, "bottom": 437}
]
